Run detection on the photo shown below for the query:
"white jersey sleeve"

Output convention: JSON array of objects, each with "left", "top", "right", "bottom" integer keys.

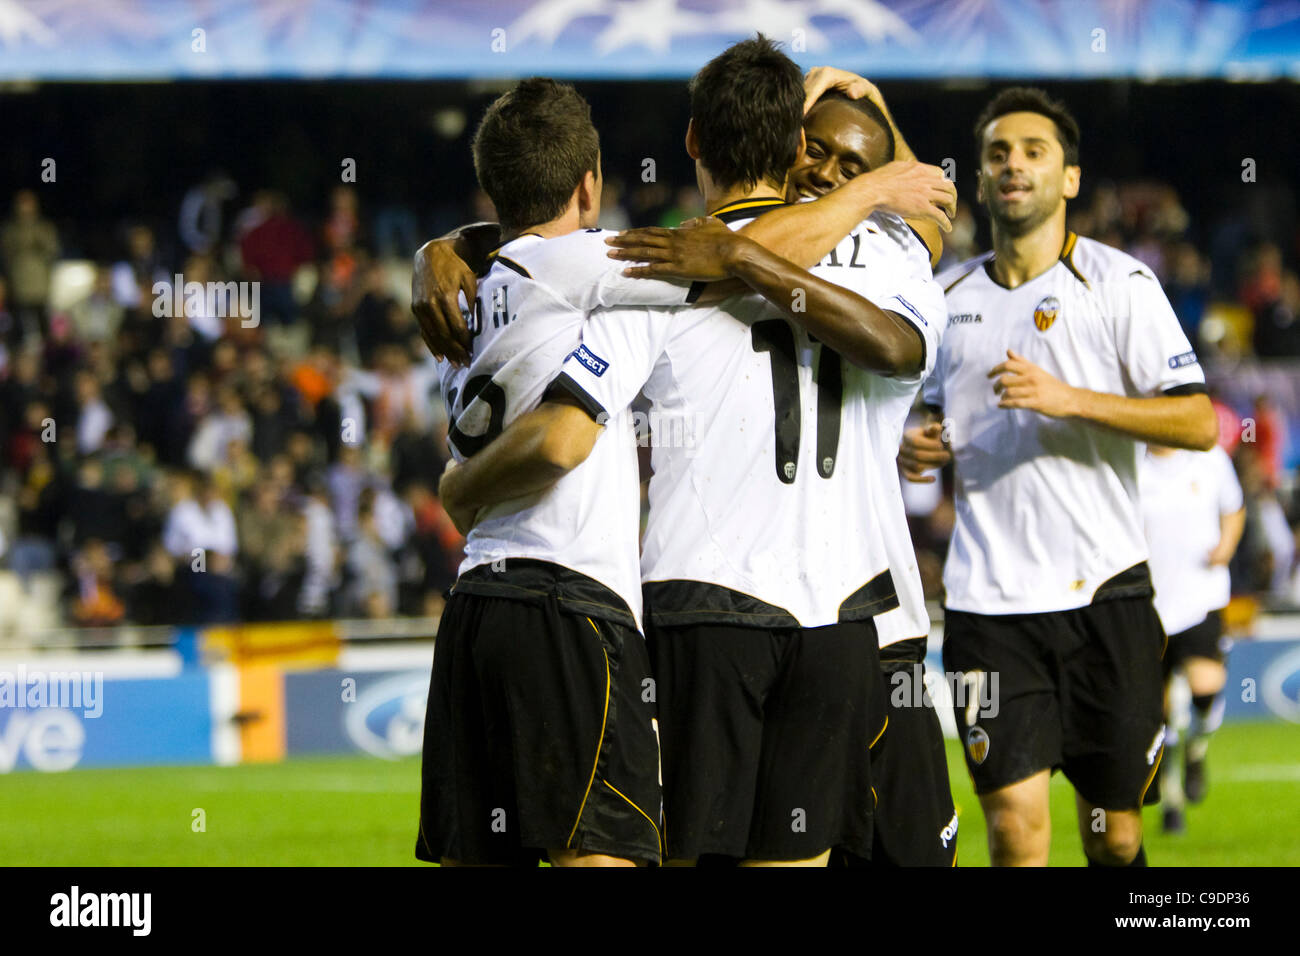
[
  {"left": 1111, "top": 265, "right": 1205, "bottom": 395},
  {"left": 548, "top": 305, "right": 680, "bottom": 421},
  {"left": 519, "top": 228, "right": 695, "bottom": 311},
  {"left": 865, "top": 213, "right": 945, "bottom": 388}
]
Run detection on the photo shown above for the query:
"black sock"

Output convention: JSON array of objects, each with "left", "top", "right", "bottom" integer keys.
[
  {"left": 1087, "top": 844, "right": 1147, "bottom": 867},
  {"left": 1192, "top": 693, "right": 1215, "bottom": 716}
]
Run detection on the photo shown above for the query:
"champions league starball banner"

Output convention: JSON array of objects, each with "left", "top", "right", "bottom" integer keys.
[{"left": 0, "top": 0, "right": 1297, "bottom": 81}]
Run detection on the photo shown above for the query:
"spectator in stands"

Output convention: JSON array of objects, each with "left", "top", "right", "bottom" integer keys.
[
  {"left": 111, "top": 224, "right": 167, "bottom": 310},
  {"left": 67, "top": 266, "right": 125, "bottom": 346},
  {"left": 237, "top": 191, "right": 313, "bottom": 326},
  {"left": 1, "top": 190, "right": 60, "bottom": 344}
]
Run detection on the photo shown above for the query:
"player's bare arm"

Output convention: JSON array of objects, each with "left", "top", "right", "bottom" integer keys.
[
  {"left": 606, "top": 161, "right": 953, "bottom": 276},
  {"left": 437, "top": 398, "right": 603, "bottom": 535},
  {"left": 900, "top": 410, "right": 951, "bottom": 483},
  {"left": 411, "top": 222, "right": 500, "bottom": 365},
  {"left": 989, "top": 347, "right": 1218, "bottom": 450},
  {"left": 1209, "top": 505, "right": 1247, "bottom": 566},
  {"left": 611, "top": 216, "right": 921, "bottom": 375},
  {"left": 802, "top": 65, "right": 946, "bottom": 266}
]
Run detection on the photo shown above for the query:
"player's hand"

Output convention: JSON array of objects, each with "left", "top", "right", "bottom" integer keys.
[
  {"left": 989, "top": 349, "right": 1080, "bottom": 418},
  {"left": 803, "top": 66, "right": 882, "bottom": 114},
  {"left": 859, "top": 160, "right": 957, "bottom": 233},
  {"left": 412, "top": 239, "right": 475, "bottom": 367},
  {"left": 436, "top": 459, "right": 479, "bottom": 536},
  {"left": 900, "top": 421, "right": 951, "bottom": 483},
  {"left": 605, "top": 216, "right": 748, "bottom": 280}
]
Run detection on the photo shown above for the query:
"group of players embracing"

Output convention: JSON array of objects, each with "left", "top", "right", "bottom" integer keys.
[{"left": 410, "top": 34, "right": 1220, "bottom": 868}]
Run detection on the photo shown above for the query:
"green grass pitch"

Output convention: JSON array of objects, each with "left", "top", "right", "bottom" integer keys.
[{"left": 3, "top": 722, "right": 1297, "bottom": 865}]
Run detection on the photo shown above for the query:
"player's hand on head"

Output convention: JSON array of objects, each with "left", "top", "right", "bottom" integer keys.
[
  {"left": 900, "top": 421, "right": 951, "bottom": 483},
  {"left": 802, "top": 66, "right": 878, "bottom": 114},
  {"left": 863, "top": 160, "right": 957, "bottom": 233},
  {"left": 412, "top": 239, "right": 475, "bottom": 367},
  {"left": 988, "top": 348, "right": 1079, "bottom": 418},
  {"left": 605, "top": 216, "right": 745, "bottom": 281}
]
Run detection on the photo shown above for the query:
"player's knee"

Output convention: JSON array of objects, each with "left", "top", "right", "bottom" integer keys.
[
  {"left": 1082, "top": 818, "right": 1142, "bottom": 865},
  {"left": 986, "top": 806, "right": 1047, "bottom": 861}
]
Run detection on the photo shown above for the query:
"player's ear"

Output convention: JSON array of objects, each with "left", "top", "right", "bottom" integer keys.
[
  {"left": 685, "top": 119, "right": 701, "bottom": 160},
  {"left": 1063, "top": 164, "right": 1081, "bottom": 201},
  {"left": 578, "top": 169, "right": 598, "bottom": 215},
  {"left": 975, "top": 168, "right": 986, "bottom": 205}
]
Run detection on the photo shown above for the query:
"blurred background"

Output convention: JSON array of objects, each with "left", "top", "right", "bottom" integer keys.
[{"left": 1, "top": 0, "right": 1298, "bottom": 864}]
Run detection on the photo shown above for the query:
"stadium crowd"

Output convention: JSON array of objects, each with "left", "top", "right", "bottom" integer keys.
[{"left": 0, "top": 162, "right": 1297, "bottom": 633}]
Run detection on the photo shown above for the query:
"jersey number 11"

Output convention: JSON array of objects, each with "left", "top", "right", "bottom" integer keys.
[{"left": 751, "top": 320, "right": 843, "bottom": 484}]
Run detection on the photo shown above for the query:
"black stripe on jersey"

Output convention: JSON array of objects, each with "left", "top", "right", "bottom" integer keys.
[
  {"left": 493, "top": 255, "right": 532, "bottom": 279},
  {"left": 906, "top": 223, "right": 935, "bottom": 262},
  {"left": 1059, "top": 231, "right": 1090, "bottom": 288},
  {"left": 1163, "top": 382, "right": 1208, "bottom": 397},
  {"left": 885, "top": 310, "right": 927, "bottom": 380},
  {"left": 1090, "top": 561, "right": 1154, "bottom": 604},
  {"left": 837, "top": 569, "right": 899, "bottom": 621},
  {"left": 644, "top": 580, "right": 801, "bottom": 628},
  {"left": 452, "top": 557, "right": 638, "bottom": 631},
  {"left": 943, "top": 259, "right": 985, "bottom": 294},
  {"left": 878, "top": 635, "right": 928, "bottom": 669},
  {"left": 685, "top": 281, "right": 707, "bottom": 304},
  {"left": 544, "top": 371, "right": 607, "bottom": 422},
  {"left": 709, "top": 197, "right": 790, "bottom": 224}
]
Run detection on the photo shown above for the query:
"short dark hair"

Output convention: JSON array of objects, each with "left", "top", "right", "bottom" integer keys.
[
  {"left": 472, "top": 77, "right": 600, "bottom": 231},
  {"left": 973, "top": 87, "right": 1080, "bottom": 167},
  {"left": 688, "top": 35, "right": 804, "bottom": 192},
  {"left": 813, "top": 90, "right": 896, "bottom": 164}
]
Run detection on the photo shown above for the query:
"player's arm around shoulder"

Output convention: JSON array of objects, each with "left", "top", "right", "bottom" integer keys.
[{"left": 438, "top": 395, "right": 604, "bottom": 535}]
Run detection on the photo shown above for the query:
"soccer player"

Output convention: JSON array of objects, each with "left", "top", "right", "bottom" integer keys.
[
  {"left": 607, "top": 68, "right": 958, "bottom": 867},
  {"left": 415, "top": 78, "right": 699, "bottom": 867},
  {"left": 899, "top": 88, "right": 1218, "bottom": 867},
  {"left": 1140, "top": 442, "right": 1244, "bottom": 833},
  {"left": 431, "top": 38, "right": 948, "bottom": 866}
]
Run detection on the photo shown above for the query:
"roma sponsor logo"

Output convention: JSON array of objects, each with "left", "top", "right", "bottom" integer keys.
[{"left": 1033, "top": 295, "right": 1061, "bottom": 331}]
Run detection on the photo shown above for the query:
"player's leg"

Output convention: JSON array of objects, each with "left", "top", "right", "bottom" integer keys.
[
  {"left": 648, "top": 622, "right": 776, "bottom": 863},
  {"left": 977, "top": 771, "right": 1052, "bottom": 866},
  {"left": 869, "top": 640, "right": 959, "bottom": 867},
  {"left": 450, "top": 592, "right": 661, "bottom": 867},
  {"left": 1160, "top": 667, "right": 1191, "bottom": 833},
  {"left": 1181, "top": 611, "right": 1229, "bottom": 803},
  {"left": 417, "top": 591, "right": 531, "bottom": 865},
  {"left": 942, "top": 609, "right": 1061, "bottom": 867},
  {"left": 1074, "top": 797, "right": 1144, "bottom": 866},
  {"left": 1058, "top": 586, "right": 1166, "bottom": 867},
  {"left": 743, "top": 619, "right": 882, "bottom": 866}
]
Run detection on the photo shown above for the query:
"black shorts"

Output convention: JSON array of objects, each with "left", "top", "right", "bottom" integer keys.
[
  {"left": 647, "top": 618, "right": 883, "bottom": 862},
  {"left": 830, "top": 638, "right": 958, "bottom": 868},
  {"left": 1163, "top": 610, "right": 1227, "bottom": 677},
  {"left": 416, "top": 585, "right": 662, "bottom": 865},
  {"left": 942, "top": 587, "right": 1166, "bottom": 811}
]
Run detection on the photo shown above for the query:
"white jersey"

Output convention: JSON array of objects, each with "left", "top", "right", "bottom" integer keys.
[
  {"left": 440, "top": 228, "right": 690, "bottom": 629},
  {"left": 1140, "top": 446, "right": 1243, "bottom": 635},
  {"left": 553, "top": 199, "right": 945, "bottom": 629},
  {"left": 925, "top": 233, "right": 1206, "bottom": 615}
]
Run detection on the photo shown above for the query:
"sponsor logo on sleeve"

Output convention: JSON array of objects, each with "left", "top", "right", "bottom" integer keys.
[
  {"left": 572, "top": 344, "right": 609, "bottom": 377},
  {"left": 1168, "top": 350, "right": 1199, "bottom": 369}
]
